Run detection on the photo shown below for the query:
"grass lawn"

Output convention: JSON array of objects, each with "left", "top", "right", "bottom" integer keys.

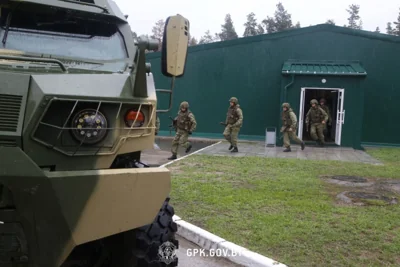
[{"left": 168, "top": 147, "right": 400, "bottom": 267}]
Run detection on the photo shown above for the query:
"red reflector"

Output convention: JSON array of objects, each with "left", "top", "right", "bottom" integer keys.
[{"left": 126, "top": 110, "right": 144, "bottom": 121}]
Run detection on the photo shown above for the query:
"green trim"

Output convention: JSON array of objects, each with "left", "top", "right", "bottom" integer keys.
[
  {"left": 146, "top": 24, "right": 400, "bottom": 60},
  {"left": 361, "top": 142, "right": 400, "bottom": 148},
  {"left": 281, "top": 60, "right": 367, "bottom": 76}
]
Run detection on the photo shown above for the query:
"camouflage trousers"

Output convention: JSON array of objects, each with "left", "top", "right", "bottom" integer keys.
[
  {"left": 283, "top": 131, "right": 303, "bottom": 148},
  {"left": 223, "top": 125, "right": 240, "bottom": 146},
  {"left": 171, "top": 129, "right": 190, "bottom": 154},
  {"left": 310, "top": 123, "right": 325, "bottom": 144}
]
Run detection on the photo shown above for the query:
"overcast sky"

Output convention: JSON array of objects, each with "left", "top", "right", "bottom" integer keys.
[{"left": 114, "top": 0, "right": 399, "bottom": 39}]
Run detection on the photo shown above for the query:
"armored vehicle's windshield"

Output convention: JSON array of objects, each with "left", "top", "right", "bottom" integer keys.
[{"left": 0, "top": 3, "right": 128, "bottom": 71}]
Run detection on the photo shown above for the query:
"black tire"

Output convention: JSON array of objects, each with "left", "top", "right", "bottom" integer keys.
[
  {"left": 61, "top": 197, "right": 179, "bottom": 267},
  {"left": 132, "top": 197, "right": 179, "bottom": 267}
]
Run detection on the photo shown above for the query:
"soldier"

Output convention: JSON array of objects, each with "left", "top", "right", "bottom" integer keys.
[
  {"left": 305, "top": 99, "right": 328, "bottom": 147},
  {"left": 281, "top": 103, "right": 305, "bottom": 152},
  {"left": 222, "top": 97, "right": 243, "bottom": 152},
  {"left": 155, "top": 115, "right": 160, "bottom": 135},
  {"left": 168, "top": 101, "right": 197, "bottom": 160},
  {"left": 319, "top": 98, "right": 332, "bottom": 141}
]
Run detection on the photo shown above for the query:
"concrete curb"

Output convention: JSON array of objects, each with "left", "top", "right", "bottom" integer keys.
[{"left": 173, "top": 215, "right": 288, "bottom": 267}]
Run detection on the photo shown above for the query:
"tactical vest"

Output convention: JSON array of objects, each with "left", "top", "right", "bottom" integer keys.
[
  {"left": 281, "top": 111, "right": 292, "bottom": 127},
  {"left": 309, "top": 107, "right": 325, "bottom": 123},
  {"left": 176, "top": 111, "right": 192, "bottom": 130},
  {"left": 226, "top": 107, "right": 239, "bottom": 125}
]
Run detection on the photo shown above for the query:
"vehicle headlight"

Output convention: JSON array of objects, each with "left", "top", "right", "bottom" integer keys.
[
  {"left": 71, "top": 109, "right": 108, "bottom": 145},
  {"left": 124, "top": 109, "right": 145, "bottom": 128}
]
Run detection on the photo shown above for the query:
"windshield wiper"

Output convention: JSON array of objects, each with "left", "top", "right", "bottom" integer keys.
[
  {"left": 0, "top": 54, "right": 68, "bottom": 72},
  {"left": 2, "top": 11, "right": 13, "bottom": 46},
  {"left": 58, "top": 0, "right": 109, "bottom": 14}
]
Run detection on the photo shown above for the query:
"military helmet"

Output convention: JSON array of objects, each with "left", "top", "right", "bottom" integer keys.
[
  {"left": 282, "top": 102, "right": 291, "bottom": 109},
  {"left": 180, "top": 101, "right": 189, "bottom": 109},
  {"left": 229, "top": 97, "right": 238, "bottom": 104},
  {"left": 310, "top": 99, "right": 318, "bottom": 105},
  {"left": 320, "top": 98, "right": 326, "bottom": 103}
]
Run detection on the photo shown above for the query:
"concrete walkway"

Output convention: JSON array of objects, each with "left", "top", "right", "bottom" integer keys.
[{"left": 195, "top": 141, "right": 382, "bottom": 165}]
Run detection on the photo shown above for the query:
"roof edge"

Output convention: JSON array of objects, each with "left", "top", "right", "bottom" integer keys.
[
  {"left": 145, "top": 24, "right": 400, "bottom": 60},
  {"left": 281, "top": 60, "right": 367, "bottom": 77}
]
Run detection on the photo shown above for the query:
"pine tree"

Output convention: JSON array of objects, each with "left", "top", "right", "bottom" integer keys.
[
  {"left": 393, "top": 7, "right": 400, "bottom": 35},
  {"left": 374, "top": 27, "right": 380, "bottom": 33},
  {"left": 257, "top": 24, "right": 265, "bottom": 34},
  {"left": 386, "top": 22, "right": 394, "bottom": 34},
  {"left": 326, "top": 19, "right": 335, "bottom": 25},
  {"left": 261, "top": 2, "right": 295, "bottom": 33},
  {"left": 218, "top": 14, "right": 239, "bottom": 41},
  {"left": 199, "top": 30, "right": 215, "bottom": 44},
  {"left": 261, "top": 16, "right": 276, "bottom": 33},
  {"left": 274, "top": 2, "right": 293, "bottom": 31},
  {"left": 189, "top": 36, "right": 198, "bottom": 46},
  {"left": 150, "top": 19, "right": 165, "bottom": 51},
  {"left": 346, "top": 4, "right": 362, "bottom": 29},
  {"left": 243, "top": 12, "right": 259, "bottom": 37}
]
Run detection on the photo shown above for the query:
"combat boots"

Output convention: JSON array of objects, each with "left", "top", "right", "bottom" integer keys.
[
  {"left": 301, "top": 141, "right": 305, "bottom": 150},
  {"left": 228, "top": 144, "right": 233, "bottom": 150},
  {"left": 168, "top": 154, "right": 177, "bottom": 160},
  {"left": 283, "top": 147, "right": 291, "bottom": 152},
  {"left": 231, "top": 146, "right": 238, "bottom": 152},
  {"left": 185, "top": 143, "right": 192, "bottom": 153}
]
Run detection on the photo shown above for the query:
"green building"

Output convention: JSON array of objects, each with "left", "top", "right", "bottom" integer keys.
[{"left": 148, "top": 24, "right": 400, "bottom": 149}]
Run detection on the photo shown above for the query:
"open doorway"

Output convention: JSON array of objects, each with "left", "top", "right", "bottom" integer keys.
[{"left": 297, "top": 87, "right": 345, "bottom": 145}]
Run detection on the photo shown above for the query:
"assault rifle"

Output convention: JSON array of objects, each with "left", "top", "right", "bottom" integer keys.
[{"left": 169, "top": 116, "right": 177, "bottom": 136}]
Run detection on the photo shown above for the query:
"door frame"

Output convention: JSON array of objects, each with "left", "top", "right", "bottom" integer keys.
[{"left": 298, "top": 87, "right": 345, "bottom": 145}]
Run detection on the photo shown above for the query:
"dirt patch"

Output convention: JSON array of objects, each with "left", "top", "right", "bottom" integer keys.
[
  {"left": 322, "top": 175, "right": 375, "bottom": 187},
  {"left": 322, "top": 175, "right": 400, "bottom": 206},
  {"left": 379, "top": 180, "right": 400, "bottom": 194}
]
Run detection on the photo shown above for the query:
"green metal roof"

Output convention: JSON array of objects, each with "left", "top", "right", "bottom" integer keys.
[{"left": 281, "top": 61, "right": 367, "bottom": 76}]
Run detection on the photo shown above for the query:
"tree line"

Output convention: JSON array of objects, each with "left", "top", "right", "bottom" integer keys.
[{"left": 133, "top": 3, "right": 400, "bottom": 51}]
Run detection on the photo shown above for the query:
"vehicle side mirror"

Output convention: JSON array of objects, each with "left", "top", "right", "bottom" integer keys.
[{"left": 161, "top": 14, "right": 189, "bottom": 78}]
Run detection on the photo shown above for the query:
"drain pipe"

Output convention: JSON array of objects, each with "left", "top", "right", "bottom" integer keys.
[{"left": 283, "top": 74, "right": 295, "bottom": 102}]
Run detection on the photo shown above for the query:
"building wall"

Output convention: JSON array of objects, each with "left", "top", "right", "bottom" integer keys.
[{"left": 147, "top": 26, "right": 400, "bottom": 146}]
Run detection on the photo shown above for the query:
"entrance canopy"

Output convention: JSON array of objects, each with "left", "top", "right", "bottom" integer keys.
[{"left": 281, "top": 60, "right": 367, "bottom": 76}]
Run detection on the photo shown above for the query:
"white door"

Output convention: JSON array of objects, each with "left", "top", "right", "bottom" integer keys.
[
  {"left": 297, "top": 88, "right": 306, "bottom": 139},
  {"left": 335, "top": 89, "right": 345, "bottom": 145}
]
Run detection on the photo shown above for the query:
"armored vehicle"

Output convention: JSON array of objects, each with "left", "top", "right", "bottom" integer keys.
[{"left": 0, "top": 0, "right": 189, "bottom": 266}]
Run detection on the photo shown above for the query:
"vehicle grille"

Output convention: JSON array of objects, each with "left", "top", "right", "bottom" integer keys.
[
  {"left": 0, "top": 94, "right": 22, "bottom": 133},
  {"left": 0, "top": 140, "right": 17, "bottom": 147}
]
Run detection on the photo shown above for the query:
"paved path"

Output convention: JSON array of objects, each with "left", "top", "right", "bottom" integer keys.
[
  {"left": 176, "top": 236, "right": 243, "bottom": 267},
  {"left": 195, "top": 141, "right": 382, "bottom": 165}
]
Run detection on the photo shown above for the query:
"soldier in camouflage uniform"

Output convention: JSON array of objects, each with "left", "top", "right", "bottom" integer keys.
[
  {"left": 222, "top": 97, "right": 243, "bottom": 152},
  {"left": 305, "top": 99, "right": 328, "bottom": 147},
  {"left": 319, "top": 98, "right": 332, "bottom": 141},
  {"left": 155, "top": 115, "right": 160, "bottom": 135},
  {"left": 168, "top": 101, "right": 197, "bottom": 160},
  {"left": 281, "top": 103, "right": 305, "bottom": 152}
]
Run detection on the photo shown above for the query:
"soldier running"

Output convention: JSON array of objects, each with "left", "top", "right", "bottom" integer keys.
[
  {"left": 168, "top": 101, "right": 197, "bottom": 160},
  {"left": 305, "top": 99, "right": 328, "bottom": 147},
  {"left": 281, "top": 102, "right": 305, "bottom": 152},
  {"left": 222, "top": 97, "right": 243, "bottom": 152},
  {"left": 319, "top": 98, "right": 332, "bottom": 141}
]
